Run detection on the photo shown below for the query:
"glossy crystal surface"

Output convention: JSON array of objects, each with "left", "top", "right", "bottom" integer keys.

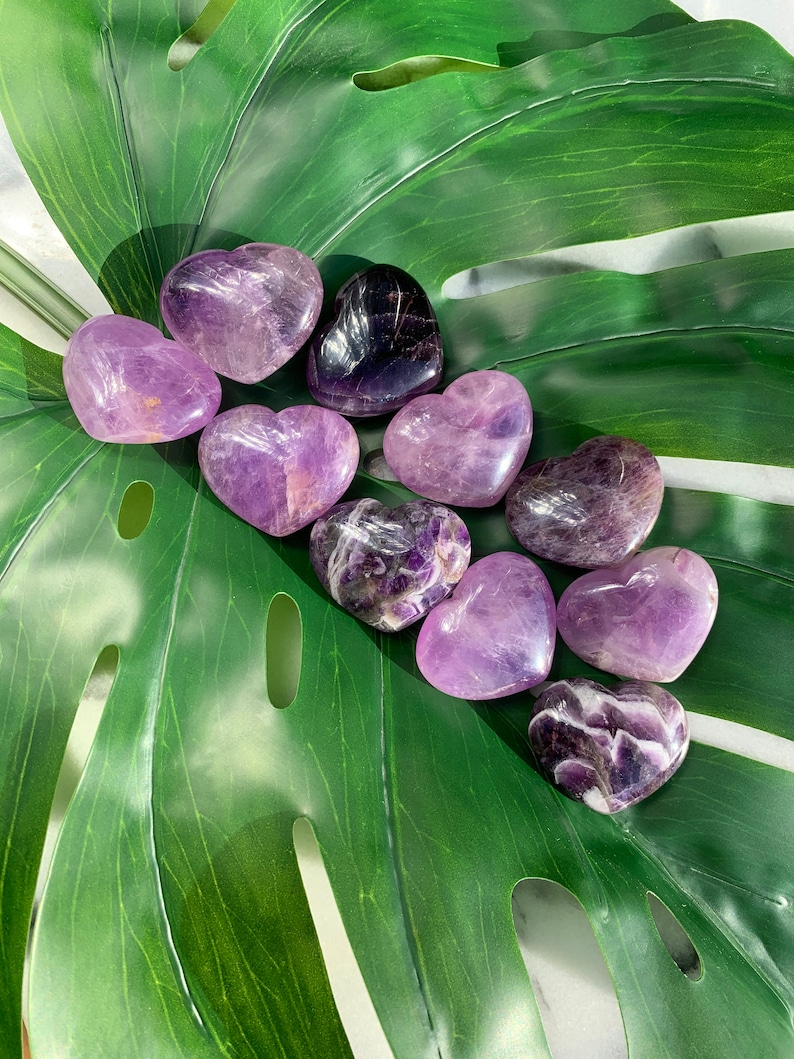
[
  {"left": 505, "top": 435, "right": 664, "bottom": 568},
  {"left": 528, "top": 677, "right": 690, "bottom": 813},
  {"left": 415, "top": 551, "right": 555, "bottom": 699},
  {"left": 310, "top": 498, "right": 470, "bottom": 631},
  {"left": 307, "top": 264, "right": 443, "bottom": 416},
  {"left": 382, "top": 370, "right": 533, "bottom": 506},
  {"left": 198, "top": 403, "right": 358, "bottom": 536},
  {"left": 557, "top": 546, "right": 719, "bottom": 681},
  {"left": 63, "top": 314, "right": 222, "bottom": 443},
  {"left": 160, "top": 242, "right": 323, "bottom": 384}
]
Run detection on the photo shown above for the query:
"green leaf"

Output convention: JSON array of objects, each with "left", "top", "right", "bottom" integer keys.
[{"left": 1, "top": 3, "right": 794, "bottom": 1057}]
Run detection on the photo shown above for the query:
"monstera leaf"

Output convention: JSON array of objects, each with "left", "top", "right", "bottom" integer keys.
[{"left": 1, "top": 1, "right": 793, "bottom": 1056}]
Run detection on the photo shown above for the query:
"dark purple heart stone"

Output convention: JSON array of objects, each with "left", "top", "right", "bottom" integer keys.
[
  {"left": 306, "top": 265, "right": 443, "bottom": 416},
  {"left": 310, "top": 498, "right": 471, "bottom": 631},
  {"left": 505, "top": 435, "right": 664, "bottom": 568},
  {"left": 528, "top": 677, "right": 689, "bottom": 813},
  {"left": 160, "top": 242, "right": 323, "bottom": 384}
]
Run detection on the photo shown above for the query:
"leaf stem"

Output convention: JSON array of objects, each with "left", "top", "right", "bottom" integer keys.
[{"left": 0, "top": 238, "right": 88, "bottom": 340}]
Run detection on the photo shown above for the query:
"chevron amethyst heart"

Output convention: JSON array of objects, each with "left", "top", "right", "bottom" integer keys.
[
  {"left": 528, "top": 677, "right": 689, "bottom": 813},
  {"left": 557, "top": 546, "right": 719, "bottom": 682},
  {"left": 198, "top": 404, "right": 358, "bottom": 536},
  {"left": 63, "top": 314, "right": 221, "bottom": 443},
  {"left": 160, "top": 242, "right": 323, "bottom": 384},
  {"left": 310, "top": 498, "right": 471, "bottom": 631},
  {"left": 383, "top": 370, "right": 533, "bottom": 506},
  {"left": 307, "top": 265, "right": 443, "bottom": 416},
  {"left": 505, "top": 435, "right": 664, "bottom": 568},
  {"left": 415, "top": 551, "right": 555, "bottom": 699}
]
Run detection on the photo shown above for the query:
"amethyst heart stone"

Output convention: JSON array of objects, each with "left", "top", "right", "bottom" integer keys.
[
  {"left": 505, "top": 435, "right": 664, "bottom": 568},
  {"left": 160, "top": 242, "right": 323, "bottom": 383},
  {"left": 382, "top": 370, "right": 533, "bottom": 506},
  {"left": 310, "top": 498, "right": 471, "bottom": 631},
  {"left": 528, "top": 677, "right": 689, "bottom": 813},
  {"left": 63, "top": 314, "right": 221, "bottom": 443},
  {"left": 307, "top": 265, "right": 443, "bottom": 416},
  {"left": 198, "top": 404, "right": 358, "bottom": 536},
  {"left": 557, "top": 546, "right": 719, "bottom": 682},
  {"left": 415, "top": 552, "right": 555, "bottom": 699}
]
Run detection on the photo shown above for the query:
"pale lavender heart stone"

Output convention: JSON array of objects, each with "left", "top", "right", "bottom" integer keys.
[
  {"left": 63, "top": 314, "right": 221, "bottom": 443},
  {"left": 415, "top": 551, "right": 555, "bottom": 699},
  {"left": 382, "top": 370, "right": 533, "bottom": 507},
  {"left": 310, "top": 498, "right": 471, "bottom": 631},
  {"left": 160, "top": 242, "right": 323, "bottom": 384},
  {"left": 528, "top": 677, "right": 689, "bottom": 813},
  {"left": 557, "top": 546, "right": 719, "bottom": 682},
  {"left": 505, "top": 435, "right": 664, "bottom": 568},
  {"left": 198, "top": 404, "right": 358, "bottom": 536}
]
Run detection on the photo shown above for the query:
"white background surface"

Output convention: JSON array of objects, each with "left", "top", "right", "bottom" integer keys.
[{"left": 1, "top": 3, "right": 792, "bottom": 1058}]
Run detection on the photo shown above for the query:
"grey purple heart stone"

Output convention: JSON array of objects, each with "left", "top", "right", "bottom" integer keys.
[
  {"left": 310, "top": 498, "right": 471, "bottom": 631},
  {"left": 307, "top": 264, "right": 443, "bottom": 416},
  {"left": 505, "top": 435, "right": 664, "bottom": 568},
  {"left": 528, "top": 677, "right": 689, "bottom": 813}
]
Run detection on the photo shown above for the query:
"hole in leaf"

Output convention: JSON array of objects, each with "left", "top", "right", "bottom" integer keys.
[
  {"left": 647, "top": 892, "right": 702, "bottom": 980},
  {"left": 265, "top": 593, "right": 302, "bottom": 709},
  {"left": 442, "top": 212, "right": 794, "bottom": 299},
  {"left": 512, "top": 878, "right": 627, "bottom": 1059},
  {"left": 362, "top": 448, "right": 399, "bottom": 482},
  {"left": 117, "top": 480, "right": 154, "bottom": 539},
  {"left": 168, "top": 0, "right": 238, "bottom": 71},
  {"left": 24, "top": 646, "right": 120, "bottom": 1024},
  {"left": 353, "top": 55, "right": 502, "bottom": 92},
  {"left": 293, "top": 818, "right": 395, "bottom": 1059}
]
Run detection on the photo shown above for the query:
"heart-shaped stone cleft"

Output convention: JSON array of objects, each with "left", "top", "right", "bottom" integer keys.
[
  {"left": 161, "top": 242, "right": 323, "bottom": 384},
  {"left": 528, "top": 677, "right": 690, "bottom": 813},
  {"left": 505, "top": 435, "right": 664, "bottom": 568},
  {"left": 198, "top": 404, "right": 358, "bottom": 536},
  {"left": 307, "top": 265, "right": 443, "bottom": 416},
  {"left": 557, "top": 546, "right": 719, "bottom": 682},
  {"left": 383, "top": 370, "right": 533, "bottom": 507},
  {"left": 415, "top": 551, "right": 555, "bottom": 699},
  {"left": 63, "top": 314, "right": 222, "bottom": 443},
  {"left": 310, "top": 498, "right": 471, "bottom": 631}
]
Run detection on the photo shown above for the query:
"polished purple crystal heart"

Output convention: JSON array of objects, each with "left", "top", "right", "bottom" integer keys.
[
  {"left": 63, "top": 314, "right": 221, "bottom": 443},
  {"left": 310, "top": 498, "right": 471, "bottom": 631},
  {"left": 528, "top": 677, "right": 689, "bottom": 813},
  {"left": 415, "top": 552, "right": 555, "bottom": 699},
  {"left": 307, "top": 265, "right": 443, "bottom": 416},
  {"left": 557, "top": 546, "right": 719, "bottom": 681},
  {"left": 382, "top": 370, "right": 533, "bottom": 506},
  {"left": 198, "top": 404, "right": 358, "bottom": 536},
  {"left": 160, "top": 242, "right": 323, "bottom": 384},
  {"left": 505, "top": 435, "right": 664, "bottom": 568}
]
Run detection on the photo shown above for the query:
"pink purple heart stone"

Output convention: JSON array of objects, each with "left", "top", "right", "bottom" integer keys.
[
  {"left": 528, "top": 677, "right": 689, "bottom": 813},
  {"left": 505, "top": 435, "right": 664, "bottom": 568},
  {"left": 198, "top": 404, "right": 358, "bottom": 536},
  {"left": 382, "top": 370, "right": 533, "bottom": 507},
  {"left": 310, "top": 498, "right": 471, "bottom": 631},
  {"left": 415, "top": 552, "right": 555, "bottom": 699},
  {"left": 307, "top": 264, "right": 443, "bottom": 416},
  {"left": 63, "top": 314, "right": 221, "bottom": 443},
  {"left": 160, "top": 242, "right": 323, "bottom": 384},
  {"left": 557, "top": 546, "right": 719, "bottom": 682}
]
